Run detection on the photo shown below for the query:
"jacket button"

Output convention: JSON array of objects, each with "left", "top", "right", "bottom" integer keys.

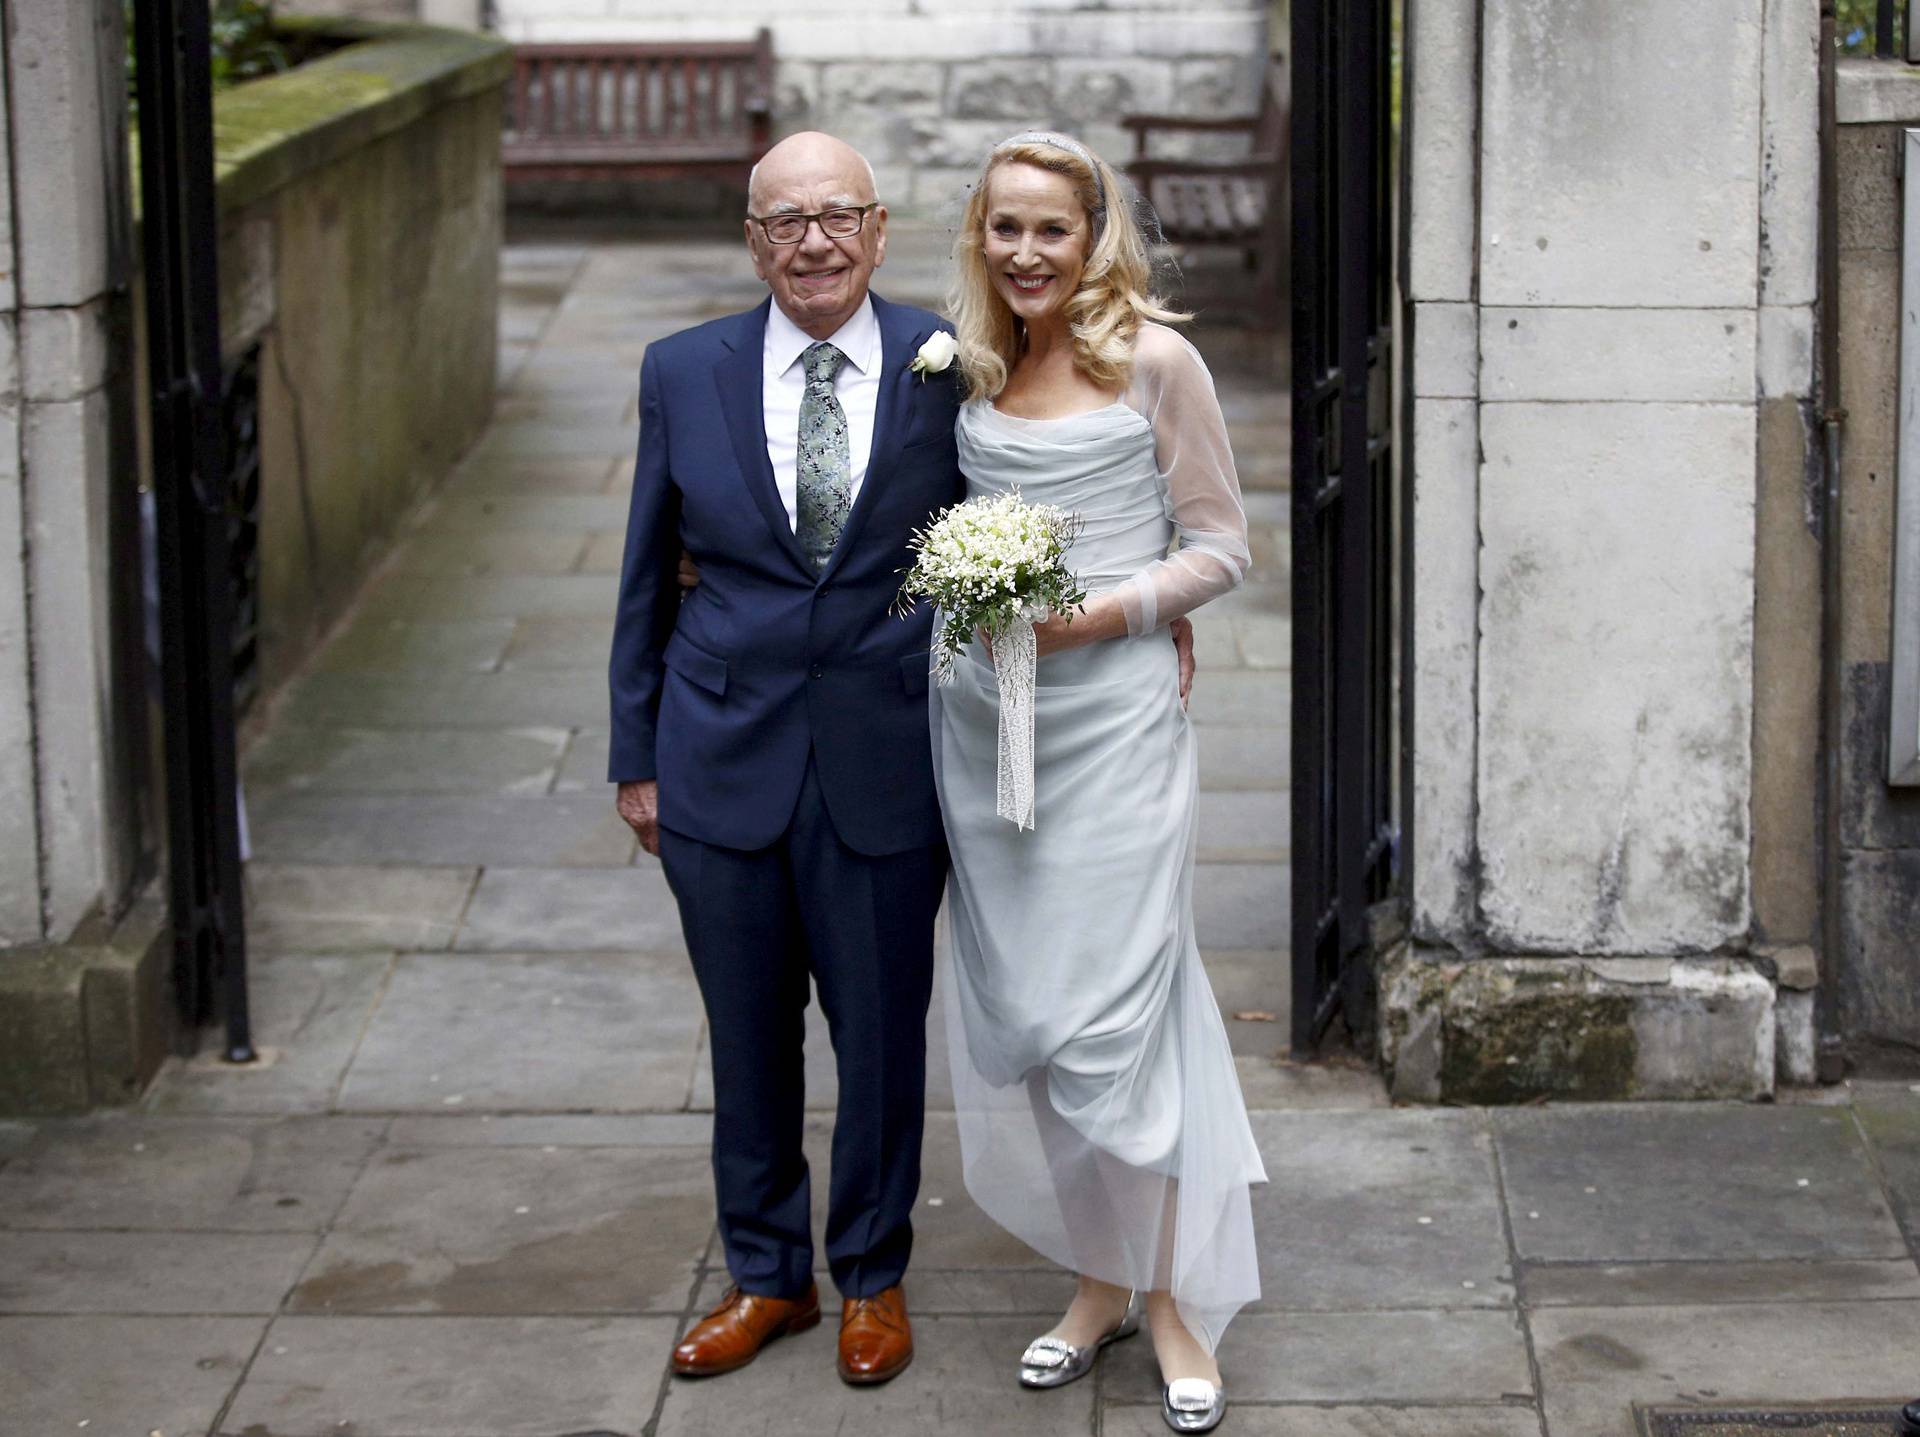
[{"left": 809, "top": 664, "right": 824, "bottom": 680}]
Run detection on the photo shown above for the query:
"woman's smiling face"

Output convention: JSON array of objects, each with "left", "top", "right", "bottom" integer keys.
[{"left": 981, "top": 161, "right": 1092, "bottom": 325}]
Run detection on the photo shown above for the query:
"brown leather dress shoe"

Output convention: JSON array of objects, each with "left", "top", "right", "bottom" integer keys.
[
  {"left": 671, "top": 1283, "right": 821, "bottom": 1377},
  {"left": 837, "top": 1284, "right": 913, "bottom": 1385}
]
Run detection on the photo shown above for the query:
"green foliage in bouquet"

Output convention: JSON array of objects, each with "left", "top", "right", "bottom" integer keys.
[{"left": 896, "top": 491, "right": 1088, "bottom": 682}]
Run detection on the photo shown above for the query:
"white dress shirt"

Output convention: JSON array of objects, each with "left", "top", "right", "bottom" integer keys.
[{"left": 763, "top": 296, "right": 881, "bottom": 531}]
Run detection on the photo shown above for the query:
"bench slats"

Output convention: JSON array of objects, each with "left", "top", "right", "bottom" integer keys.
[{"left": 504, "top": 31, "right": 773, "bottom": 181}]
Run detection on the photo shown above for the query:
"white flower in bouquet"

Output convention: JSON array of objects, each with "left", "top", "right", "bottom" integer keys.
[{"left": 896, "top": 490, "right": 1087, "bottom": 684}]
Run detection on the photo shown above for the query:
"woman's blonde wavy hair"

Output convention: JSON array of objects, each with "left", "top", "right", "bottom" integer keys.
[{"left": 948, "top": 134, "right": 1187, "bottom": 401}]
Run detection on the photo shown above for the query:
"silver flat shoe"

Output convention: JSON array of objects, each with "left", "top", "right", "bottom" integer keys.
[
  {"left": 1162, "top": 1377, "right": 1227, "bottom": 1433},
  {"left": 1017, "top": 1292, "right": 1142, "bottom": 1389}
]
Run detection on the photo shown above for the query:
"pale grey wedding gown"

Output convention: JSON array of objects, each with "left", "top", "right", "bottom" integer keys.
[{"left": 932, "top": 323, "right": 1266, "bottom": 1353}]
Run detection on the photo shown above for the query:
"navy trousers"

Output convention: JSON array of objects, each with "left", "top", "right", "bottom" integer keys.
[{"left": 659, "top": 754, "right": 947, "bottom": 1300}]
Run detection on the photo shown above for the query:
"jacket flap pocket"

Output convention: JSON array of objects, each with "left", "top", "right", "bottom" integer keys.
[
  {"left": 663, "top": 633, "right": 728, "bottom": 696},
  {"left": 900, "top": 651, "right": 931, "bottom": 697}
]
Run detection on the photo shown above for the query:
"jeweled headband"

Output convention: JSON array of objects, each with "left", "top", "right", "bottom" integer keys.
[{"left": 995, "top": 130, "right": 1109, "bottom": 231}]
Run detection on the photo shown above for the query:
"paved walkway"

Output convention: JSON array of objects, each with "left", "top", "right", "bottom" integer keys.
[{"left": 1, "top": 230, "right": 1918, "bottom": 1436}]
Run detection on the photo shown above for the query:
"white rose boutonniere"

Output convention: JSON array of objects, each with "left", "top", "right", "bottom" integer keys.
[{"left": 909, "top": 330, "right": 959, "bottom": 381}]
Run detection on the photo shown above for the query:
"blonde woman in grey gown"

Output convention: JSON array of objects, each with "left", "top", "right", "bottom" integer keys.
[{"left": 932, "top": 132, "right": 1265, "bottom": 1434}]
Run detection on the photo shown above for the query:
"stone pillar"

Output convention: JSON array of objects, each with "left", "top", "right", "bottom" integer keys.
[
  {"left": 1390, "top": 0, "right": 1822, "bottom": 1101},
  {"left": 0, "top": 0, "right": 167, "bottom": 1114},
  {"left": 1832, "top": 62, "right": 1920, "bottom": 1064}
]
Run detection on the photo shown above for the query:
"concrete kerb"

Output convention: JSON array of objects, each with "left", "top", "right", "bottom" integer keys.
[{"left": 0, "top": 894, "right": 172, "bottom": 1116}]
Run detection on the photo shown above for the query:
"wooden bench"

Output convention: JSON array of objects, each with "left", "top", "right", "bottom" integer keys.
[
  {"left": 502, "top": 30, "right": 774, "bottom": 185},
  {"left": 1122, "top": 61, "right": 1289, "bottom": 323}
]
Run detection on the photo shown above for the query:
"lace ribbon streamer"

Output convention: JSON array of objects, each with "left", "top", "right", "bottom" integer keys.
[{"left": 994, "top": 616, "right": 1038, "bottom": 830}]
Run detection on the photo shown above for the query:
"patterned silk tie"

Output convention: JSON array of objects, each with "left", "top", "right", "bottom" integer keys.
[{"left": 796, "top": 341, "right": 851, "bottom": 570}]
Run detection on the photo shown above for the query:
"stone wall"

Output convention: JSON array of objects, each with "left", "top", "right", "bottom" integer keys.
[
  {"left": 196, "top": 21, "right": 511, "bottom": 699},
  {"left": 1833, "top": 62, "right": 1920, "bottom": 1067},
  {"left": 1389, "top": 0, "right": 1822, "bottom": 1101},
  {"left": 488, "top": 0, "right": 1275, "bottom": 216}
]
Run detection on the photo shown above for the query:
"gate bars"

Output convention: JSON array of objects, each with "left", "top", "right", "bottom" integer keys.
[
  {"left": 1289, "top": 0, "right": 1400, "bottom": 1057},
  {"left": 132, "top": 0, "right": 255, "bottom": 1061}
]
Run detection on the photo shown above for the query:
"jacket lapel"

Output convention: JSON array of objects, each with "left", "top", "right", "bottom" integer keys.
[
  {"left": 820, "top": 292, "right": 918, "bottom": 585},
  {"left": 714, "top": 301, "right": 816, "bottom": 579}
]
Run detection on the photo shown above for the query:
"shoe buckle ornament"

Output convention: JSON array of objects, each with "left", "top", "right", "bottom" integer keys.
[
  {"left": 1167, "top": 1379, "right": 1218, "bottom": 1412},
  {"left": 1021, "top": 1337, "right": 1074, "bottom": 1369}
]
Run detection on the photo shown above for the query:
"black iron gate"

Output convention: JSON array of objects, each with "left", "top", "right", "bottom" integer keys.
[
  {"left": 132, "top": 0, "right": 255, "bottom": 1061},
  {"left": 1289, "top": 0, "right": 1399, "bottom": 1057}
]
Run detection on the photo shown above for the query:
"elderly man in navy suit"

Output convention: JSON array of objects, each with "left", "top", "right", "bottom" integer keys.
[{"left": 609, "top": 132, "right": 1192, "bottom": 1387}]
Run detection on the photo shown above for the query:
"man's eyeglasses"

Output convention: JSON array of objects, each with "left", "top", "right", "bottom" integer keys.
[{"left": 750, "top": 203, "right": 878, "bottom": 246}]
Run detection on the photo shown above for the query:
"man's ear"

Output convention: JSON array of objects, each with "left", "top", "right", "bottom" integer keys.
[
  {"left": 745, "top": 220, "right": 768, "bottom": 282},
  {"left": 871, "top": 205, "right": 889, "bottom": 268}
]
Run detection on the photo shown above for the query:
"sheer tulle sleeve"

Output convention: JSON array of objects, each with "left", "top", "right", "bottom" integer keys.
[{"left": 1115, "top": 325, "right": 1251, "bottom": 636}]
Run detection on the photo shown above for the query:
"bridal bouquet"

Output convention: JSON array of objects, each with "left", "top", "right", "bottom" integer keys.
[{"left": 897, "top": 490, "right": 1086, "bottom": 830}]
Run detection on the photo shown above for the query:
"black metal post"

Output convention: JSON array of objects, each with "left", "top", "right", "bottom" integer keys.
[
  {"left": 132, "top": 0, "right": 255, "bottom": 1063},
  {"left": 1290, "top": 0, "right": 1399, "bottom": 1056}
]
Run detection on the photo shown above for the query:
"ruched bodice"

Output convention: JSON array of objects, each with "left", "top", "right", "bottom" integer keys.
[
  {"left": 933, "top": 333, "right": 1264, "bottom": 1356},
  {"left": 958, "top": 401, "right": 1172, "bottom": 590}
]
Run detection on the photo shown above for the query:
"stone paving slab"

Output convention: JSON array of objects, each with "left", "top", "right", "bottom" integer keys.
[
  {"left": 223, "top": 1314, "right": 676, "bottom": 1437},
  {"left": 145, "top": 954, "right": 393, "bottom": 1114},
  {"left": 653, "top": 1315, "right": 1097, "bottom": 1437},
  {"left": 1, "top": 1315, "right": 265, "bottom": 1436},
  {"left": 555, "top": 728, "right": 612, "bottom": 790},
  {"left": 240, "top": 864, "right": 476, "bottom": 952},
  {"left": 438, "top": 452, "right": 623, "bottom": 493},
  {"left": 1103, "top": 1309, "right": 1535, "bottom": 1405},
  {"left": 1190, "top": 612, "right": 1241, "bottom": 670},
  {"left": 1234, "top": 613, "right": 1293, "bottom": 668},
  {"left": 1247, "top": 1110, "right": 1514, "bottom": 1311},
  {"left": 358, "top": 571, "right": 619, "bottom": 620},
  {"left": 309, "top": 614, "right": 516, "bottom": 671},
  {"left": 0, "top": 1229, "right": 317, "bottom": 1314},
  {"left": 578, "top": 528, "right": 627, "bottom": 572},
  {"left": 1494, "top": 1105, "right": 1911, "bottom": 1263},
  {"left": 1103, "top": 1408, "right": 1541, "bottom": 1437},
  {"left": 1197, "top": 724, "right": 1291, "bottom": 789},
  {"left": 463, "top": 421, "right": 640, "bottom": 464},
  {"left": 1522, "top": 1257, "right": 1920, "bottom": 1307},
  {"left": 278, "top": 670, "right": 612, "bottom": 728},
  {"left": 1194, "top": 862, "right": 1291, "bottom": 949},
  {"left": 1235, "top": 1054, "right": 1392, "bottom": 1110},
  {"left": 1529, "top": 1300, "right": 1920, "bottom": 1437},
  {"left": 249, "top": 792, "right": 635, "bottom": 868},
  {"left": 0, "top": 1115, "right": 384, "bottom": 1231},
  {"left": 246, "top": 724, "right": 572, "bottom": 795},
  {"left": 455, "top": 867, "right": 680, "bottom": 951},
  {"left": 1199, "top": 787, "right": 1290, "bottom": 860},
  {"left": 1186, "top": 668, "right": 1290, "bottom": 725},
  {"left": 383, "top": 1112, "right": 714, "bottom": 1147},
  {"left": 382, "top": 527, "right": 594, "bottom": 576},
  {"left": 424, "top": 493, "right": 632, "bottom": 534},
  {"left": 337, "top": 952, "right": 703, "bottom": 1113},
  {"left": 291, "top": 1144, "right": 713, "bottom": 1315},
  {"left": 1853, "top": 1085, "right": 1920, "bottom": 1251},
  {"left": 501, "top": 615, "right": 616, "bottom": 670}
]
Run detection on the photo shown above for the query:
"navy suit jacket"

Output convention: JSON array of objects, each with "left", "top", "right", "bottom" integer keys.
[{"left": 608, "top": 293, "right": 966, "bottom": 856}]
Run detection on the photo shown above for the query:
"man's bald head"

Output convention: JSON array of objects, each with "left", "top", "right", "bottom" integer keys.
[
  {"left": 747, "top": 131, "right": 879, "bottom": 214},
  {"left": 744, "top": 132, "right": 888, "bottom": 341}
]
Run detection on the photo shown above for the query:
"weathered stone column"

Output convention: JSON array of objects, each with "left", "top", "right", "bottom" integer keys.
[
  {"left": 0, "top": 0, "right": 167, "bottom": 1113},
  {"left": 1392, "top": 0, "right": 1822, "bottom": 1101}
]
